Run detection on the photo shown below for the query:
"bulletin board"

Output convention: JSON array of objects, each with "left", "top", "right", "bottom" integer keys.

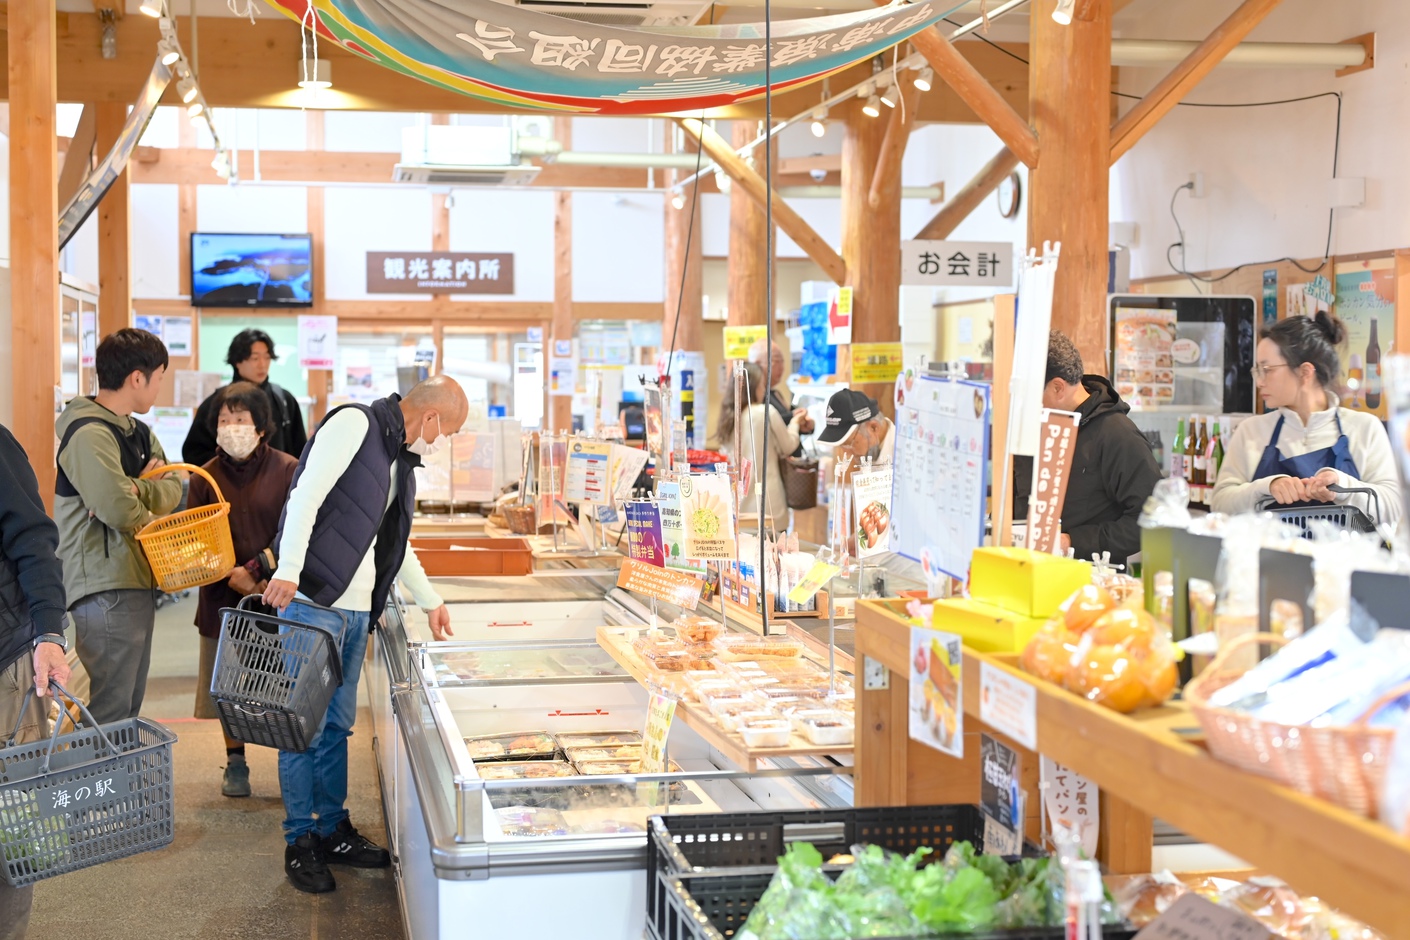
[{"left": 891, "top": 374, "right": 992, "bottom": 581}]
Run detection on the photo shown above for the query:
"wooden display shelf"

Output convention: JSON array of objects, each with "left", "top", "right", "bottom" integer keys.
[
  {"left": 595, "top": 626, "right": 855, "bottom": 773},
  {"left": 698, "top": 589, "right": 832, "bottom": 636},
  {"left": 855, "top": 599, "right": 1410, "bottom": 938}
]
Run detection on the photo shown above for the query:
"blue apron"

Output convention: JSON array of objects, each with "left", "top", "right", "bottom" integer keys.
[{"left": 1253, "top": 410, "right": 1360, "bottom": 505}]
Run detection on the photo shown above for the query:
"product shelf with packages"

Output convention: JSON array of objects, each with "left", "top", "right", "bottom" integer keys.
[
  {"left": 135, "top": 462, "right": 235, "bottom": 592},
  {"left": 0, "top": 681, "right": 176, "bottom": 887},
  {"left": 210, "top": 595, "right": 344, "bottom": 753},
  {"left": 854, "top": 580, "right": 1410, "bottom": 937}
]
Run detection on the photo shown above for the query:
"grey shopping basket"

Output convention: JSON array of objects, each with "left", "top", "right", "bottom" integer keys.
[
  {"left": 0, "top": 680, "right": 177, "bottom": 887},
  {"left": 1263, "top": 483, "right": 1382, "bottom": 538},
  {"left": 210, "top": 595, "right": 345, "bottom": 753}
]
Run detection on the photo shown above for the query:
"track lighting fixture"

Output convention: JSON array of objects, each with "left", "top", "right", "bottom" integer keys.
[
  {"left": 158, "top": 40, "right": 181, "bottom": 66},
  {"left": 914, "top": 66, "right": 934, "bottom": 92},
  {"left": 671, "top": 193, "right": 685, "bottom": 210},
  {"left": 1052, "top": 0, "right": 1076, "bottom": 25},
  {"left": 879, "top": 82, "right": 897, "bottom": 109},
  {"left": 810, "top": 107, "right": 827, "bottom": 138},
  {"left": 139, "top": 0, "right": 162, "bottom": 16},
  {"left": 863, "top": 95, "right": 881, "bottom": 118},
  {"left": 178, "top": 77, "right": 198, "bottom": 103},
  {"left": 188, "top": 101, "right": 205, "bottom": 118},
  {"left": 298, "top": 58, "right": 332, "bottom": 89}
]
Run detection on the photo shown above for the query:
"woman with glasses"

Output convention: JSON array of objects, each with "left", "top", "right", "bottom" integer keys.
[{"left": 1210, "top": 312, "right": 1401, "bottom": 527}]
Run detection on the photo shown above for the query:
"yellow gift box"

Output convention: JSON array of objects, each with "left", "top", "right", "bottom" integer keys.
[
  {"left": 931, "top": 597, "right": 1048, "bottom": 654},
  {"left": 969, "top": 547, "right": 1091, "bottom": 619}
]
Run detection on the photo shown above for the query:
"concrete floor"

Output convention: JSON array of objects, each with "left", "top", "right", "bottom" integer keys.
[{"left": 28, "top": 593, "right": 405, "bottom": 940}]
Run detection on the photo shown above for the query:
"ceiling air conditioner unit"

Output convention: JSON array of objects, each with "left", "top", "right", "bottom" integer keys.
[
  {"left": 506, "top": 0, "right": 708, "bottom": 28},
  {"left": 393, "top": 124, "right": 541, "bottom": 187}
]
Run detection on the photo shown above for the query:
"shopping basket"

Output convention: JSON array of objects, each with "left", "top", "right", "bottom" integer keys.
[
  {"left": 0, "top": 680, "right": 176, "bottom": 887},
  {"left": 135, "top": 462, "right": 235, "bottom": 592},
  {"left": 210, "top": 595, "right": 345, "bottom": 753},
  {"left": 1262, "top": 483, "right": 1381, "bottom": 538}
]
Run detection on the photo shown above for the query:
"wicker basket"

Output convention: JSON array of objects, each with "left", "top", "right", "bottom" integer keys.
[
  {"left": 135, "top": 463, "right": 235, "bottom": 593},
  {"left": 1185, "top": 633, "right": 1410, "bottom": 819}
]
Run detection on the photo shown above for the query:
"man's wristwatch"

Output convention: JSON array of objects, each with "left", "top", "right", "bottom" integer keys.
[{"left": 33, "top": 633, "right": 68, "bottom": 653}]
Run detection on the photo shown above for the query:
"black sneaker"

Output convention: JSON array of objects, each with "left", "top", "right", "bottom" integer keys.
[
  {"left": 322, "top": 820, "right": 391, "bottom": 869},
  {"left": 285, "top": 834, "right": 336, "bottom": 893},
  {"left": 221, "top": 758, "right": 251, "bottom": 798}
]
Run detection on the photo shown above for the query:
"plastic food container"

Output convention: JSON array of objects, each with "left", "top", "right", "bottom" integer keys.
[
  {"left": 633, "top": 634, "right": 692, "bottom": 672},
  {"left": 576, "top": 759, "right": 682, "bottom": 775},
  {"left": 565, "top": 744, "right": 643, "bottom": 764},
  {"left": 714, "top": 635, "right": 806, "bottom": 662},
  {"left": 465, "top": 731, "right": 558, "bottom": 761},
  {"left": 553, "top": 731, "right": 643, "bottom": 749},
  {"left": 477, "top": 760, "right": 577, "bottom": 781},
  {"left": 496, "top": 805, "right": 569, "bottom": 837},
  {"left": 674, "top": 615, "right": 724, "bottom": 645},
  {"left": 738, "top": 718, "right": 792, "bottom": 748},
  {"left": 705, "top": 690, "right": 758, "bottom": 717},
  {"left": 720, "top": 708, "right": 778, "bottom": 733},
  {"left": 798, "top": 711, "right": 854, "bottom": 746}
]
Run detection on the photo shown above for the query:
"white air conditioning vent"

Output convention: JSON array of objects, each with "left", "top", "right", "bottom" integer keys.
[{"left": 392, "top": 163, "right": 542, "bottom": 186}]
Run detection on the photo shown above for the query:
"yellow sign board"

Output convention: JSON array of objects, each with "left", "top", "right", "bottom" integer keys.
[
  {"left": 723, "top": 325, "right": 767, "bottom": 361},
  {"left": 640, "top": 693, "right": 678, "bottom": 773},
  {"left": 850, "top": 342, "right": 905, "bottom": 383}
]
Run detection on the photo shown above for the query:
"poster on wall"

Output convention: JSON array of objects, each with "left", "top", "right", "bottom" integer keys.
[
  {"left": 79, "top": 312, "right": 97, "bottom": 369},
  {"left": 297, "top": 315, "right": 338, "bottom": 369},
  {"left": 1112, "top": 308, "right": 1175, "bottom": 410},
  {"left": 1334, "top": 263, "right": 1393, "bottom": 420}
]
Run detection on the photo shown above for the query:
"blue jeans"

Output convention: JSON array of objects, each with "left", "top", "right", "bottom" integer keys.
[{"left": 276, "top": 601, "right": 370, "bottom": 845}]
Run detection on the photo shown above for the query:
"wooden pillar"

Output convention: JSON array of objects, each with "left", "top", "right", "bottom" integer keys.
[
  {"left": 549, "top": 116, "right": 574, "bottom": 432},
  {"left": 95, "top": 102, "right": 132, "bottom": 338},
  {"left": 841, "top": 103, "right": 900, "bottom": 410},
  {"left": 9, "top": 0, "right": 59, "bottom": 504},
  {"left": 306, "top": 111, "right": 330, "bottom": 425},
  {"left": 1029, "top": 0, "right": 1113, "bottom": 369},
  {"left": 663, "top": 128, "right": 703, "bottom": 356},
  {"left": 726, "top": 121, "right": 773, "bottom": 327}
]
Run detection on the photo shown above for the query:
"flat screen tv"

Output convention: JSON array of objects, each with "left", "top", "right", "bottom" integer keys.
[{"left": 190, "top": 233, "right": 314, "bottom": 308}]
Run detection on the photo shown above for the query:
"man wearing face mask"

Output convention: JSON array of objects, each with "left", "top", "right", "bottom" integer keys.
[{"left": 261, "top": 375, "right": 469, "bottom": 894}]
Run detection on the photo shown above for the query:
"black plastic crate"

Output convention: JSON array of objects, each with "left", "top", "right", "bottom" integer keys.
[
  {"left": 648, "top": 805, "right": 1014, "bottom": 940},
  {"left": 658, "top": 870, "right": 1137, "bottom": 940}
]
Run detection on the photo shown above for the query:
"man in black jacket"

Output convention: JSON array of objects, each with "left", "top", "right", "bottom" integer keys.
[
  {"left": 1042, "top": 331, "right": 1161, "bottom": 566},
  {"left": 0, "top": 423, "right": 71, "bottom": 940},
  {"left": 183, "top": 329, "right": 308, "bottom": 467}
]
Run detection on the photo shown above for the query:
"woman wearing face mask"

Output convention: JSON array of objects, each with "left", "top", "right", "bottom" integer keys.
[
  {"left": 1211, "top": 312, "right": 1401, "bottom": 528},
  {"left": 186, "top": 381, "right": 300, "bottom": 798}
]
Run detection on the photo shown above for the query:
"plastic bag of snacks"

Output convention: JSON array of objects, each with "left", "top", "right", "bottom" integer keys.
[{"left": 1020, "top": 584, "right": 1179, "bottom": 713}]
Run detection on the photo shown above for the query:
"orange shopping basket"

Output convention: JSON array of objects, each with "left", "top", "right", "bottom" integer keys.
[{"left": 135, "top": 463, "right": 235, "bottom": 592}]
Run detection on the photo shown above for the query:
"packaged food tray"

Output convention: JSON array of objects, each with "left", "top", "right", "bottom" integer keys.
[
  {"left": 554, "top": 730, "right": 644, "bottom": 749},
  {"left": 476, "top": 760, "right": 577, "bottom": 781},
  {"left": 464, "top": 731, "right": 558, "bottom": 761}
]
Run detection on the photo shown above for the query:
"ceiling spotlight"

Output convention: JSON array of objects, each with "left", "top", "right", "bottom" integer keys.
[
  {"left": 298, "top": 58, "right": 332, "bottom": 89},
  {"left": 914, "top": 66, "right": 934, "bottom": 92},
  {"left": 187, "top": 100, "right": 204, "bottom": 118},
  {"left": 862, "top": 95, "right": 881, "bottom": 118},
  {"left": 671, "top": 193, "right": 685, "bottom": 210},
  {"left": 714, "top": 168, "right": 731, "bottom": 195},
  {"left": 178, "top": 77, "right": 198, "bottom": 103},
  {"left": 810, "top": 107, "right": 827, "bottom": 138},
  {"left": 175, "top": 62, "right": 191, "bottom": 80},
  {"left": 1052, "top": 0, "right": 1076, "bottom": 25},
  {"left": 879, "top": 84, "right": 897, "bottom": 109},
  {"left": 158, "top": 41, "right": 181, "bottom": 66},
  {"left": 212, "top": 152, "right": 230, "bottom": 181},
  {"left": 138, "top": 0, "right": 162, "bottom": 16}
]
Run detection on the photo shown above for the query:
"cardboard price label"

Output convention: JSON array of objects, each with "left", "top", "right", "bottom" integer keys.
[
  {"left": 617, "top": 558, "right": 704, "bottom": 610},
  {"left": 641, "top": 693, "right": 678, "bottom": 773}
]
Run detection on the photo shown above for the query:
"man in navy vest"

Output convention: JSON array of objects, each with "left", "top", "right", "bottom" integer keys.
[{"left": 263, "top": 374, "right": 467, "bottom": 894}]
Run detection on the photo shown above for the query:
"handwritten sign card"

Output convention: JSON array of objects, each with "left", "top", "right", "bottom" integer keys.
[
  {"left": 1133, "top": 894, "right": 1273, "bottom": 940},
  {"left": 1026, "top": 409, "right": 1081, "bottom": 554}
]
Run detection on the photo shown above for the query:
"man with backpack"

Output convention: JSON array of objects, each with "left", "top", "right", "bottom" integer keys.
[
  {"left": 0, "top": 422, "right": 71, "bottom": 940},
  {"left": 55, "top": 328, "right": 184, "bottom": 725}
]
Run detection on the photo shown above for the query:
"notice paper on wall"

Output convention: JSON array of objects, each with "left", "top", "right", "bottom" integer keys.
[
  {"left": 297, "top": 315, "right": 337, "bottom": 369},
  {"left": 909, "top": 627, "right": 963, "bottom": 759},
  {"left": 164, "top": 316, "right": 193, "bottom": 356}
]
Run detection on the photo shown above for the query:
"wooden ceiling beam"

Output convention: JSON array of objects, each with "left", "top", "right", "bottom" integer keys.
[
  {"left": 0, "top": 10, "right": 1027, "bottom": 122},
  {"left": 868, "top": 79, "right": 922, "bottom": 210},
  {"left": 1110, "top": 0, "right": 1287, "bottom": 163},
  {"left": 57, "top": 103, "right": 96, "bottom": 209},
  {"left": 915, "top": 145, "right": 1018, "bottom": 240},
  {"left": 678, "top": 116, "right": 847, "bottom": 284}
]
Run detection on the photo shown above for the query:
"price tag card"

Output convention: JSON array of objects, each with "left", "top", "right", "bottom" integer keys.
[
  {"left": 786, "top": 561, "right": 841, "bottom": 605},
  {"left": 979, "top": 662, "right": 1037, "bottom": 751},
  {"left": 641, "top": 693, "right": 678, "bottom": 773},
  {"left": 982, "top": 808, "right": 1023, "bottom": 858},
  {"left": 1133, "top": 894, "right": 1273, "bottom": 940},
  {"left": 617, "top": 558, "right": 704, "bottom": 610}
]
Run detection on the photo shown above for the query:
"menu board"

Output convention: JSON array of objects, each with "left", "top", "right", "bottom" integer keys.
[
  {"left": 1113, "top": 307, "right": 1176, "bottom": 409},
  {"left": 891, "top": 376, "right": 990, "bottom": 581}
]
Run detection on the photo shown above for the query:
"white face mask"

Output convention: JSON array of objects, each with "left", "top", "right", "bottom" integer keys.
[
  {"left": 407, "top": 412, "right": 446, "bottom": 457},
  {"left": 216, "top": 424, "right": 261, "bottom": 460}
]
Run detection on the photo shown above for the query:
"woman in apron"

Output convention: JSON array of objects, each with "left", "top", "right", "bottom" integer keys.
[{"left": 1210, "top": 312, "right": 1401, "bottom": 529}]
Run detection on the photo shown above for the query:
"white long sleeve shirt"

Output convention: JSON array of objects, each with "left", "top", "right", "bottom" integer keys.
[
  {"left": 272, "top": 407, "right": 443, "bottom": 612},
  {"left": 1210, "top": 404, "right": 1402, "bottom": 529}
]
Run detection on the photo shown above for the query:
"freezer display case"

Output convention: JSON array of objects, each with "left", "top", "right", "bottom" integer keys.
[{"left": 370, "top": 571, "right": 854, "bottom": 940}]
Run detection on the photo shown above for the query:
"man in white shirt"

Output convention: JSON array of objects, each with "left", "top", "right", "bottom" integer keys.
[{"left": 263, "top": 375, "right": 467, "bottom": 893}]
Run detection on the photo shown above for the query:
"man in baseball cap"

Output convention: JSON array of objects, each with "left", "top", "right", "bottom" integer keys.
[{"left": 817, "top": 388, "right": 895, "bottom": 466}]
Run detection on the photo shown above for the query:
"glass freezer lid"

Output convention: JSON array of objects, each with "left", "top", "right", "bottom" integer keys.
[
  {"left": 427, "top": 641, "right": 627, "bottom": 685},
  {"left": 427, "top": 570, "right": 619, "bottom": 604}
]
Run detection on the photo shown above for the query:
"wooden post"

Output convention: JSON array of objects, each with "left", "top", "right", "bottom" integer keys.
[
  {"left": 9, "top": 0, "right": 59, "bottom": 504},
  {"left": 663, "top": 128, "right": 704, "bottom": 354},
  {"left": 726, "top": 121, "right": 772, "bottom": 327},
  {"left": 841, "top": 102, "right": 900, "bottom": 411},
  {"left": 95, "top": 101, "right": 132, "bottom": 338},
  {"left": 916, "top": 147, "right": 1020, "bottom": 241},
  {"left": 990, "top": 293, "right": 1017, "bottom": 546},
  {"left": 1029, "top": 0, "right": 1112, "bottom": 370},
  {"left": 549, "top": 116, "right": 574, "bottom": 433},
  {"left": 306, "top": 111, "right": 330, "bottom": 425},
  {"left": 868, "top": 81, "right": 923, "bottom": 211}
]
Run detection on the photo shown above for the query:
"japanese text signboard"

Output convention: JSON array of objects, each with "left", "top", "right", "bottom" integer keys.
[
  {"left": 617, "top": 558, "right": 704, "bottom": 610},
  {"left": 902, "top": 240, "right": 1014, "bottom": 288},
  {"left": 850, "top": 343, "right": 904, "bottom": 384},
  {"left": 367, "top": 251, "right": 515, "bottom": 294},
  {"left": 1040, "top": 756, "right": 1098, "bottom": 859},
  {"left": 640, "top": 693, "right": 678, "bottom": 774},
  {"left": 1025, "top": 409, "right": 1081, "bottom": 554},
  {"left": 625, "top": 501, "right": 665, "bottom": 567}
]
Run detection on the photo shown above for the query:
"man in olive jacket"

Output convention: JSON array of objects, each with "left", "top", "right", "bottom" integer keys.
[
  {"left": 55, "top": 329, "right": 183, "bottom": 724},
  {"left": 0, "top": 423, "right": 71, "bottom": 940}
]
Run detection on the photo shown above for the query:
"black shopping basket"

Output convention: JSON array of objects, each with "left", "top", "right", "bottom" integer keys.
[
  {"left": 0, "top": 680, "right": 176, "bottom": 887},
  {"left": 1264, "top": 483, "right": 1382, "bottom": 538},
  {"left": 210, "top": 595, "right": 345, "bottom": 753}
]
